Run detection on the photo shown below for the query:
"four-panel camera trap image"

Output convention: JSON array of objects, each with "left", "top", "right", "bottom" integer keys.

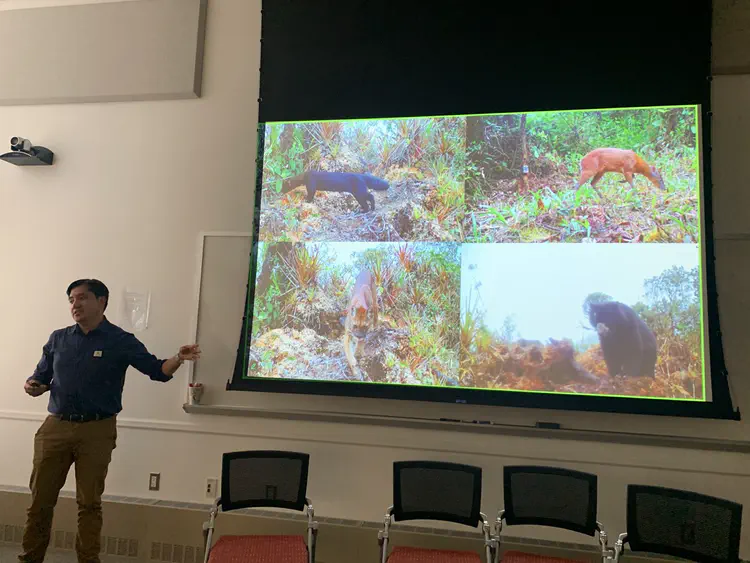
[{"left": 243, "top": 105, "right": 706, "bottom": 402}]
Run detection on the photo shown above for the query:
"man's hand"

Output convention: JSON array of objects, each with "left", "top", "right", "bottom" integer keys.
[
  {"left": 178, "top": 344, "right": 201, "bottom": 362},
  {"left": 24, "top": 380, "right": 49, "bottom": 397},
  {"left": 161, "top": 344, "right": 201, "bottom": 377}
]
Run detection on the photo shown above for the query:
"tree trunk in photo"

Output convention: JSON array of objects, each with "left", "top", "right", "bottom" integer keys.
[
  {"left": 255, "top": 242, "right": 293, "bottom": 299},
  {"left": 666, "top": 107, "right": 689, "bottom": 147},
  {"left": 466, "top": 116, "right": 485, "bottom": 147},
  {"left": 279, "top": 123, "right": 295, "bottom": 153},
  {"left": 465, "top": 117, "right": 486, "bottom": 203},
  {"left": 520, "top": 113, "right": 529, "bottom": 193}
]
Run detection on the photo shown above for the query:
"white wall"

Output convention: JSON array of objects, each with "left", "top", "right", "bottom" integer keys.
[
  {"left": 0, "top": 0, "right": 259, "bottom": 485},
  {"left": 0, "top": 0, "right": 749, "bottom": 557}
]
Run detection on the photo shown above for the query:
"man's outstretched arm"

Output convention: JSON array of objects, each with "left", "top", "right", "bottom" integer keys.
[{"left": 125, "top": 335, "right": 201, "bottom": 381}]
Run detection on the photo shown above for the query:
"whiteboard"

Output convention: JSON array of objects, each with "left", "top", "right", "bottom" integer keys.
[{"left": 189, "top": 233, "right": 252, "bottom": 390}]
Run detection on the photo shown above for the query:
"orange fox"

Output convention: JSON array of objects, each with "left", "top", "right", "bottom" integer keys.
[
  {"left": 575, "top": 148, "right": 665, "bottom": 193},
  {"left": 343, "top": 269, "right": 378, "bottom": 379}
]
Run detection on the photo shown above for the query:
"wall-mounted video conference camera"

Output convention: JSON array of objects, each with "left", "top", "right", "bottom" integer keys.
[
  {"left": 0, "top": 136, "right": 54, "bottom": 166},
  {"left": 10, "top": 136, "right": 33, "bottom": 153}
]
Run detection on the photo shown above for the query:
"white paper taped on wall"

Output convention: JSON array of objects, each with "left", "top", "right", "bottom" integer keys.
[{"left": 122, "top": 288, "right": 151, "bottom": 332}]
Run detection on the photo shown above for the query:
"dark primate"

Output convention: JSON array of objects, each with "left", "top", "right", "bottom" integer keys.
[{"left": 588, "top": 301, "right": 657, "bottom": 378}]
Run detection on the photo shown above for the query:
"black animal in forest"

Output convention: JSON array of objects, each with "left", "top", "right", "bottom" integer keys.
[
  {"left": 281, "top": 171, "right": 389, "bottom": 213},
  {"left": 588, "top": 301, "right": 657, "bottom": 378}
]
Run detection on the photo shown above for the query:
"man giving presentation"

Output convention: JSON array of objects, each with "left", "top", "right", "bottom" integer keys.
[{"left": 20, "top": 279, "right": 200, "bottom": 563}]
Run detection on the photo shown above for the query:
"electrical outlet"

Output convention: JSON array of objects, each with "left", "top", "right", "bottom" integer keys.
[
  {"left": 205, "top": 478, "right": 218, "bottom": 498},
  {"left": 149, "top": 473, "right": 161, "bottom": 491}
]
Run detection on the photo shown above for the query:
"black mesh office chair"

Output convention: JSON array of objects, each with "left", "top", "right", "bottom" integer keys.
[
  {"left": 202, "top": 451, "right": 318, "bottom": 563},
  {"left": 495, "top": 466, "right": 611, "bottom": 563},
  {"left": 612, "top": 485, "right": 743, "bottom": 563},
  {"left": 378, "top": 461, "right": 496, "bottom": 563}
]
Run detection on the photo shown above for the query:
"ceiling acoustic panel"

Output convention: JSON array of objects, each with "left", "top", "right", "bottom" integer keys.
[{"left": 0, "top": 0, "right": 207, "bottom": 105}]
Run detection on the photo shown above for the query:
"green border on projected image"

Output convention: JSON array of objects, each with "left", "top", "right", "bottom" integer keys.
[
  {"left": 242, "top": 372, "right": 705, "bottom": 402},
  {"left": 249, "top": 103, "right": 708, "bottom": 403},
  {"left": 695, "top": 104, "right": 708, "bottom": 402},
  {"left": 240, "top": 125, "right": 266, "bottom": 386},
  {"left": 262, "top": 103, "right": 698, "bottom": 125}
]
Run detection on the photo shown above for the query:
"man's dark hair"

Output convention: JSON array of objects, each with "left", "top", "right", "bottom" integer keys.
[{"left": 67, "top": 279, "right": 110, "bottom": 311}]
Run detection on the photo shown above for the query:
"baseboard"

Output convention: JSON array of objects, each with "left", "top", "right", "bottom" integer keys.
[
  {"left": 0, "top": 487, "right": 707, "bottom": 563},
  {"left": 0, "top": 488, "right": 205, "bottom": 563}
]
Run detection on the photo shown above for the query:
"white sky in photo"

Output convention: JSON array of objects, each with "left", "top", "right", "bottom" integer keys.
[{"left": 461, "top": 243, "right": 701, "bottom": 342}]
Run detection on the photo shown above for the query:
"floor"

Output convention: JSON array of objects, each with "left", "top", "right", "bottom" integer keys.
[{"left": 0, "top": 545, "right": 147, "bottom": 563}]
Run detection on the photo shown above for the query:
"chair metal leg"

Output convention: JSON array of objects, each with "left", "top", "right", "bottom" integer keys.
[
  {"left": 202, "top": 498, "right": 221, "bottom": 563},
  {"left": 598, "top": 521, "right": 620, "bottom": 563},
  {"left": 480, "top": 512, "right": 496, "bottom": 563},
  {"left": 306, "top": 499, "right": 319, "bottom": 563},
  {"left": 612, "top": 533, "right": 628, "bottom": 563},
  {"left": 493, "top": 510, "right": 505, "bottom": 563},
  {"left": 378, "top": 507, "right": 394, "bottom": 563}
]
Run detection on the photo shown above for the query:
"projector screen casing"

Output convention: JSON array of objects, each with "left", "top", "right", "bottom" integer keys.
[{"left": 228, "top": 106, "right": 739, "bottom": 421}]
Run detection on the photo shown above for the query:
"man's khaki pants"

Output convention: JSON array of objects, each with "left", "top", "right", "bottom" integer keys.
[{"left": 19, "top": 416, "right": 117, "bottom": 563}]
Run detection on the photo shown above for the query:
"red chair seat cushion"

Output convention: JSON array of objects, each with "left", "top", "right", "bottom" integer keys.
[
  {"left": 388, "top": 545, "right": 482, "bottom": 562},
  {"left": 207, "top": 535, "right": 308, "bottom": 563},
  {"left": 503, "top": 550, "right": 584, "bottom": 563}
]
